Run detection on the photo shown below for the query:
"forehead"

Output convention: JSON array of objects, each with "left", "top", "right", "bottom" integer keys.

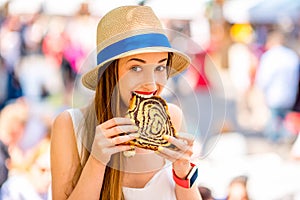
[{"left": 119, "top": 52, "right": 169, "bottom": 63}]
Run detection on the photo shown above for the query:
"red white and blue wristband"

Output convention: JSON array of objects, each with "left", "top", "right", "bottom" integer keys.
[{"left": 172, "top": 163, "right": 198, "bottom": 188}]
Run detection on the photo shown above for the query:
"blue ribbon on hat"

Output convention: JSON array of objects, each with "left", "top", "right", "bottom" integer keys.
[{"left": 97, "top": 33, "right": 171, "bottom": 65}]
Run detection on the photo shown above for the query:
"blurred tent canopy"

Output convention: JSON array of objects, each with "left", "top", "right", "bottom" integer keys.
[
  {"left": 1, "top": 0, "right": 139, "bottom": 16},
  {"left": 4, "top": 0, "right": 43, "bottom": 15},
  {"left": 223, "top": 0, "right": 264, "bottom": 23},
  {"left": 145, "top": 0, "right": 205, "bottom": 20},
  {"left": 1, "top": 0, "right": 206, "bottom": 19},
  {"left": 88, "top": 0, "right": 138, "bottom": 17},
  {"left": 224, "top": 0, "right": 300, "bottom": 24},
  {"left": 3, "top": 0, "right": 299, "bottom": 23},
  {"left": 249, "top": 0, "right": 300, "bottom": 24},
  {"left": 1, "top": 0, "right": 83, "bottom": 15},
  {"left": 43, "top": 0, "right": 84, "bottom": 16}
]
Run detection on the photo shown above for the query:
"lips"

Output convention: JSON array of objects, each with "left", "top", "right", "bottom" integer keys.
[{"left": 133, "top": 90, "right": 157, "bottom": 98}]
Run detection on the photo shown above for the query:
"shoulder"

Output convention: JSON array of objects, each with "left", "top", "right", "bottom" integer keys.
[
  {"left": 51, "top": 108, "right": 77, "bottom": 139},
  {"left": 50, "top": 110, "right": 81, "bottom": 194},
  {"left": 167, "top": 103, "right": 183, "bottom": 131},
  {"left": 51, "top": 109, "right": 78, "bottom": 160},
  {"left": 52, "top": 109, "right": 73, "bottom": 125},
  {"left": 51, "top": 110, "right": 74, "bottom": 137}
]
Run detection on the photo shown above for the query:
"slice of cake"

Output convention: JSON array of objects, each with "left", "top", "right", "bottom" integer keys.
[{"left": 125, "top": 92, "right": 177, "bottom": 151}]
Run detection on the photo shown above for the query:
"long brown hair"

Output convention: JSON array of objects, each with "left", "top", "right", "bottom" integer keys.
[
  {"left": 72, "top": 53, "right": 173, "bottom": 199},
  {"left": 95, "top": 60, "right": 124, "bottom": 199},
  {"left": 71, "top": 60, "right": 124, "bottom": 200}
]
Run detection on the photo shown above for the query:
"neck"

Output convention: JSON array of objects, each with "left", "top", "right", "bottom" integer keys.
[{"left": 122, "top": 148, "right": 165, "bottom": 173}]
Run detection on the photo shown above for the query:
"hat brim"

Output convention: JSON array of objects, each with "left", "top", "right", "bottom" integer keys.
[{"left": 81, "top": 46, "right": 190, "bottom": 90}]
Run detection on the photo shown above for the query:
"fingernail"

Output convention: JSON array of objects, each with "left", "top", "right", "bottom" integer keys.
[
  {"left": 158, "top": 146, "right": 164, "bottom": 151},
  {"left": 163, "top": 135, "right": 170, "bottom": 140},
  {"left": 175, "top": 132, "right": 179, "bottom": 137},
  {"left": 130, "top": 119, "right": 135, "bottom": 124},
  {"left": 131, "top": 133, "right": 140, "bottom": 138},
  {"left": 133, "top": 126, "right": 139, "bottom": 131}
]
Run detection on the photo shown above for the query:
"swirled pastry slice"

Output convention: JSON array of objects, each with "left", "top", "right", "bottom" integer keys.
[{"left": 125, "top": 92, "right": 177, "bottom": 151}]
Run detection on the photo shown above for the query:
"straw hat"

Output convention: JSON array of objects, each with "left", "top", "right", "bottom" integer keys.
[{"left": 82, "top": 5, "right": 191, "bottom": 90}]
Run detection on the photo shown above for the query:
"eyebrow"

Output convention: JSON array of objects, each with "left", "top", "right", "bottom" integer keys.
[{"left": 126, "top": 58, "right": 168, "bottom": 64}]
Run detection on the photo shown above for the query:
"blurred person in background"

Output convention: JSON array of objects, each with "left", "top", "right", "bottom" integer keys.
[
  {"left": 0, "top": 15, "right": 24, "bottom": 104},
  {"left": 228, "top": 24, "right": 256, "bottom": 97},
  {"left": 0, "top": 15, "right": 22, "bottom": 71},
  {"left": 285, "top": 80, "right": 300, "bottom": 159},
  {"left": 0, "top": 55, "right": 8, "bottom": 110},
  {"left": 226, "top": 176, "right": 249, "bottom": 200},
  {"left": 0, "top": 137, "right": 51, "bottom": 200},
  {"left": 0, "top": 134, "right": 9, "bottom": 188},
  {"left": 255, "top": 30, "right": 300, "bottom": 142},
  {"left": 0, "top": 54, "right": 23, "bottom": 109},
  {"left": 41, "top": 16, "right": 87, "bottom": 106},
  {"left": 15, "top": 14, "right": 63, "bottom": 103},
  {"left": 0, "top": 100, "right": 29, "bottom": 176},
  {"left": 228, "top": 24, "right": 269, "bottom": 132},
  {"left": 198, "top": 186, "right": 214, "bottom": 200}
]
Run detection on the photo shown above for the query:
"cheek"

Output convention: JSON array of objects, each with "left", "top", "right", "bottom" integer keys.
[
  {"left": 118, "top": 74, "right": 139, "bottom": 105},
  {"left": 156, "top": 74, "right": 168, "bottom": 90},
  {"left": 157, "top": 76, "right": 168, "bottom": 86}
]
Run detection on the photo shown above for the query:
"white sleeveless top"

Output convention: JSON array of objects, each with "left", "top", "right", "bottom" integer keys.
[{"left": 67, "top": 109, "right": 177, "bottom": 200}]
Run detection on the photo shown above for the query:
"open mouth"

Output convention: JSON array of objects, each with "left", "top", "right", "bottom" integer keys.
[{"left": 132, "top": 90, "right": 157, "bottom": 98}]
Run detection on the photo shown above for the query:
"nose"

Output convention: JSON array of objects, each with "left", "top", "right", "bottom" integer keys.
[
  {"left": 142, "top": 71, "right": 157, "bottom": 91},
  {"left": 142, "top": 81, "right": 157, "bottom": 91}
]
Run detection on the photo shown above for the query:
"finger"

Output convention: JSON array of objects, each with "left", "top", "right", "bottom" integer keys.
[
  {"left": 163, "top": 135, "right": 191, "bottom": 152},
  {"left": 155, "top": 151, "right": 176, "bottom": 162},
  {"left": 100, "top": 117, "right": 135, "bottom": 129},
  {"left": 104, "top": 125, "right": 138, "bottom": 138},
  {"left": 156, "top": 150, "right": 191, "bottom": 163},
  {"left": 176, "top": 132, "right": 195, "bottom": 145},
  {"left": 110, "top": 133, "right": 139, "bottom": 145},
  {"left": 106, "top": 145, "right": 134, "bottom": 156},
  {"left": 93, "top": 145, "right": 134, "bottom": 163},
  {"left": 157, "top": 147, "right": 191, "bottom": 161}
]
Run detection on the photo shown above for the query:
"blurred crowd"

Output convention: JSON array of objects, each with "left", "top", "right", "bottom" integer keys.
[
  {"left": 0, "top": 0, "right": 300, "bottom": 199},
  {"left": 0, "top": 2, "right": 97, "bottom": 199}
]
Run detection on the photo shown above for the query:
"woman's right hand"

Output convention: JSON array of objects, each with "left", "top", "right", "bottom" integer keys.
[{"left": 91, "top": 117, "right": 138, "bottom": 165}]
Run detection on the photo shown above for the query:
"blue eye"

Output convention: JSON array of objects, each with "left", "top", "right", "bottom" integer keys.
[
  {"left": 156, "top": 65, "right": 167, "bottom": 72},
  {"left": 131, "top": 66, "right": 142, "bottom": 72}
]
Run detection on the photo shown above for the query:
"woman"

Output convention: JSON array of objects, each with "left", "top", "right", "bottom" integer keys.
[{"left": 51, "top": 5, "right": 201, "bottom": 200}]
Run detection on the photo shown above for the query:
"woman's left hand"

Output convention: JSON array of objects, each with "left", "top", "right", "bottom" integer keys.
[{"left": 158, "top": 132, "right": 195, "bottom": 179}]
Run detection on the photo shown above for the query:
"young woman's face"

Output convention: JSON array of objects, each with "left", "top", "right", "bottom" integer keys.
[{"left": 118, "top": 52, "right": 169, "bottom": 106}]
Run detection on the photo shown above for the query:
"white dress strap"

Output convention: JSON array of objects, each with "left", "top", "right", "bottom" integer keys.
[{"left": 66, "top": 108, "right": 83, "bottom": 162}]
